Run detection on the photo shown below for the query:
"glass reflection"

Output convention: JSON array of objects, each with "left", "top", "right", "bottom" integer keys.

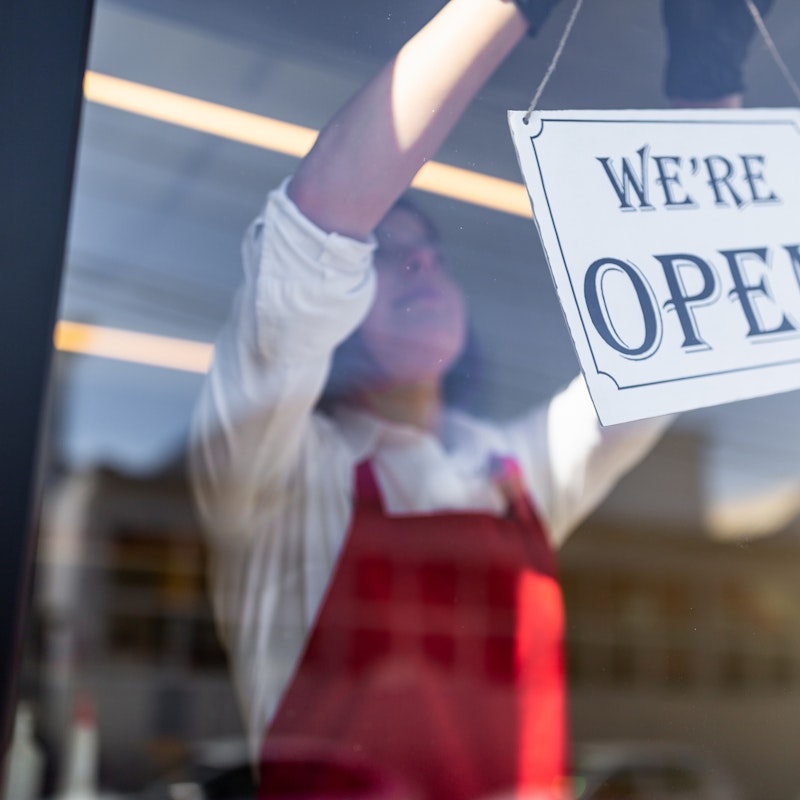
[{"left": 7, "top": 2, "right": 800, "bottom": 800}]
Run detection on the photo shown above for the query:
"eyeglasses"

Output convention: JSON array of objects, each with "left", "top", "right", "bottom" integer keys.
[{"left": 374, "top": 240, "right": 447, "bottom": 273}]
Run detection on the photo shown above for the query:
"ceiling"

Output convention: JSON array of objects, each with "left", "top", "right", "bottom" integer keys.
[{"left": 57, "top": 0, "right": 800, "bottom": 538}]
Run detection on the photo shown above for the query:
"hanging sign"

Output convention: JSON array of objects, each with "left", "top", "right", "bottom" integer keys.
[{"left": 509, "top": 108, "right": 800, "bottom": 425}]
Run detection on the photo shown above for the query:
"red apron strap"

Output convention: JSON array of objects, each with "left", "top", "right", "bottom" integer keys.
[{"left": 261, "top": 459, "right": 567, "bottom": 800}]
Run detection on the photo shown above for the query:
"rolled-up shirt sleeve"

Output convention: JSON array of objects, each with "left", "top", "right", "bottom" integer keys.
[
  {"left": 503, "top": 376, "right": 673, "bottom": 547},
  {"left": 189, "top": 179, "right": 376, "bottom": 543}
]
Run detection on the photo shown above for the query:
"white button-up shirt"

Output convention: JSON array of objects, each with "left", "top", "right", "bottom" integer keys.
[{"left": 189, "top": 181, "right": 671, "bottom": 760}]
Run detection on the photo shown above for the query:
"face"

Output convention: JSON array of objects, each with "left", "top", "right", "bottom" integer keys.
[{"left": 358, "top": 206, "right": 467, "bottom": 386}]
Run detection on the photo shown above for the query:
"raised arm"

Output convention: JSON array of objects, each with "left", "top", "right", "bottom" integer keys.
[
  {"left": 191, "top": 0, "right": 550, "bottom": 540},
  {"left": 288, "top": 0, "right": 529, "bottom": 240}
]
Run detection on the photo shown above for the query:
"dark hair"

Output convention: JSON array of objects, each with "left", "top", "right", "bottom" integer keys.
[
  {"left": 317, "top": 196, "right": 484, "bottom": 413},
  {"left": 389, "top": 195, "right": 440, "bottom": 244}
]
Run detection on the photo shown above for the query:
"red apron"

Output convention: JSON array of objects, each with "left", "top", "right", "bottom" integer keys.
[{"left": 259, "top": 461, "right": 568, "bottom": 800}]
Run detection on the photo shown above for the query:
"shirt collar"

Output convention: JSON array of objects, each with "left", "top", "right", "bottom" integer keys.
[{"left": 330, "top": 405, "right": 507, "bottom": 516}]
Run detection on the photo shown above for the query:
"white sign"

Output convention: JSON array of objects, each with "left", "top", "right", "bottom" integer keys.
[{"left": 509, "top": 108, "right": 800, "bottom": 425}]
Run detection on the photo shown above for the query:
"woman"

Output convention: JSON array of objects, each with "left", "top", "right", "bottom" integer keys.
[{"left": 189, "top": 0, "right": 768, "bottom": 796}]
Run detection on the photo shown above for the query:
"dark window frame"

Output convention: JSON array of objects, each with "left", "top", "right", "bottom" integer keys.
[{"left": 0, "top": 0, "right": 95, "bottom": 757}]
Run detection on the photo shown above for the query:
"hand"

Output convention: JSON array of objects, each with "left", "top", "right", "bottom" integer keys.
[
  {"left": 663, "top": 0, "right": 776, "bottom": 103},
  {"left": 512, "top": 0, "right": 565, "bottom": 37}
]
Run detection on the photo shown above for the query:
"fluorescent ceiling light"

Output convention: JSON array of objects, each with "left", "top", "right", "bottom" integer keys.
[
  {"left": 54, "top": 321, "right": 213, "bottom": 374},
  {"left": 67, "top": 73, "right": 532, "bottom": 370},
  {"left": 83, "top": 71, "right": 532, "bottom": 218}
]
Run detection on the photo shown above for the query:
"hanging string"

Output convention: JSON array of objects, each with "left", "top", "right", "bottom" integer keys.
[
  {"left": 522, "top": 0, "right": 585, "bottom": 124},
  {"left": 522, "top": 0, "right": 799, "bottom": 124},
  {"left": 744, "top": 0, "right": 800, "bottom": 105}
]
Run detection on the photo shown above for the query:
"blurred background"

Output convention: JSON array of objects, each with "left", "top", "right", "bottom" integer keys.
[{"left": 10, "top": 1, "right": 800, "bottom": 798}]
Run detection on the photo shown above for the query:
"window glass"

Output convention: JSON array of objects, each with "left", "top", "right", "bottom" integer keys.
[{"left": 9, "top": 2, "right": 800, "bottom": 800}]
